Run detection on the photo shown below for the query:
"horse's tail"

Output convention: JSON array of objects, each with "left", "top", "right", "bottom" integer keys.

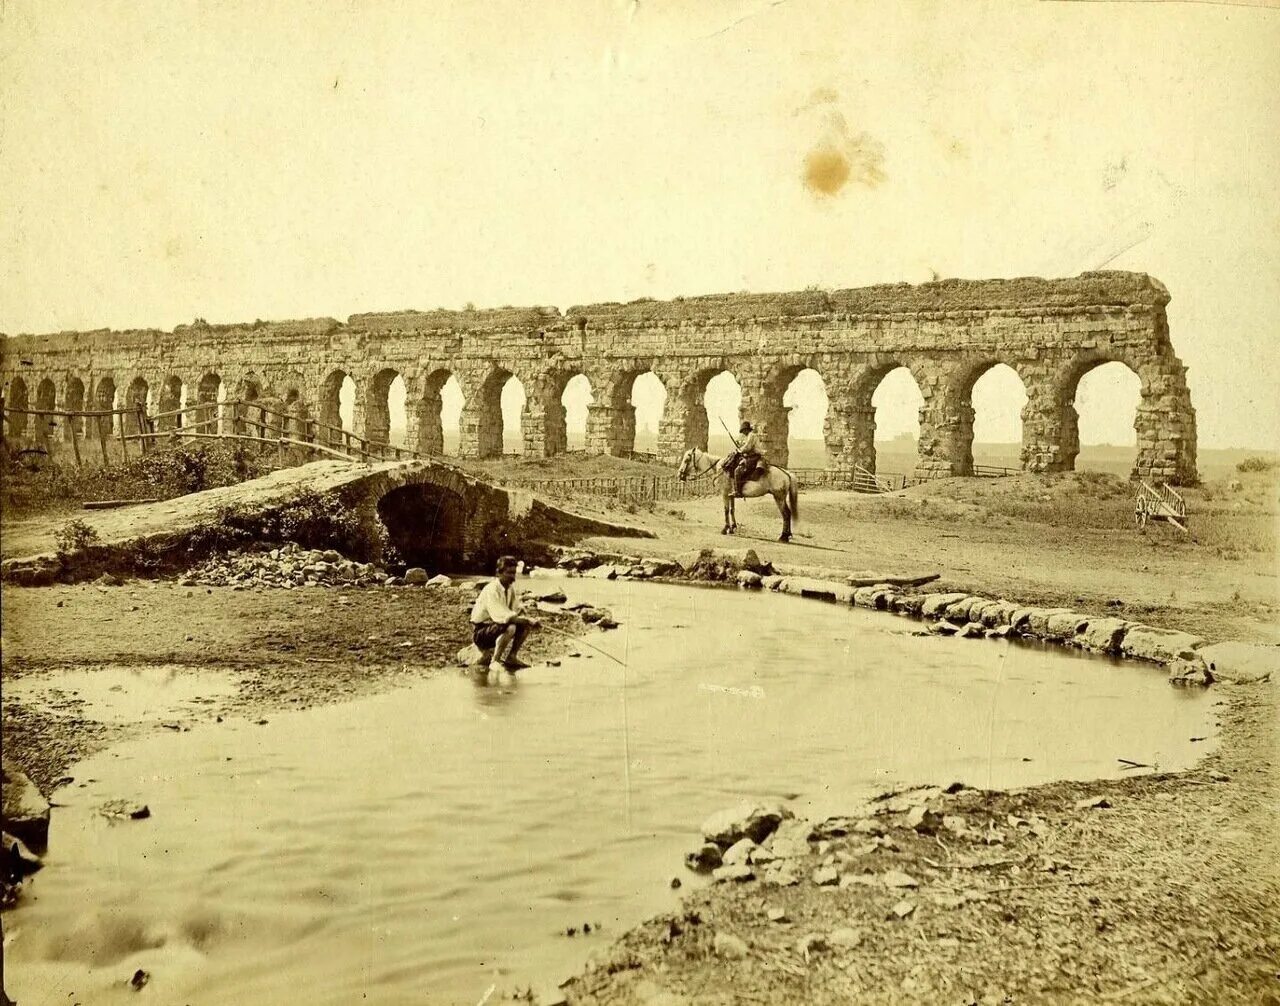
[{"left": 787, "top": 472, "right": 799, "bottom": 523}]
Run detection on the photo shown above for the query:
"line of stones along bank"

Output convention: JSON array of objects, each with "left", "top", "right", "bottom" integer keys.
[
  {"left": 551, "top": 546, "right": 1243, "bottom": 686},
  {"left": 0, "top": 271, "right": 1197, "bottom": 484}
]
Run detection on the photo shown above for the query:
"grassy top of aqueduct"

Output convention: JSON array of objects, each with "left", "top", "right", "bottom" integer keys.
[{"left": 1, "top": 271, "right": 1170, "bottom": 351}]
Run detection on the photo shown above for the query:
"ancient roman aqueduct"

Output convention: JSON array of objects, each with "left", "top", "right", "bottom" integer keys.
[{"left": 0, "top": 271, "right": 1198, "bottom": 484}]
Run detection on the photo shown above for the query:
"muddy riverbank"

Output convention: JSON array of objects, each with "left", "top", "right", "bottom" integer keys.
[{"left": 0, "top": 580, "right": 586, "bottom": 795}]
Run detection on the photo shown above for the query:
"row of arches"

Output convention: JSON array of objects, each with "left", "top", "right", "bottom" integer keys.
[{"left": 4, "top": 360, "right": 1144, "bottom": 474}]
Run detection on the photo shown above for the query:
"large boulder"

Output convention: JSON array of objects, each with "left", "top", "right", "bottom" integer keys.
[
  {"left": 737, "top": 570, "right": 763, "bottom": 589},
  {"left": 2, "top": 761, "right": 50, "bottom": 854},
  {"left": 1078, "top": 617, "right": 1131, "bottom": 654},
  {"left": 701, "top": 802, "right": 788, "bottom": 848},
  {"left": 1121, "top": 626, "right": 1206, "bottom": 664},
  {"left": 944, "top": 596, "right": 989, "bottom": 623},
  {"left": 1026, "top": 608, "right": 1073, "bottom": 638},
  {"left": 921, "top": 593, "right": 967, "bottom": 618},
  {"left": 403, "top": 567, "right": 429, "bottom": 585},
  {"left": 779, "top": 577, "right": 854, "bottom": 603},
  {"left": 1045, "top": 611, "right": 1090, "bottom": 641},
  {"left": 1196, "top": 641, "right": 1279, "bottom": 684}
]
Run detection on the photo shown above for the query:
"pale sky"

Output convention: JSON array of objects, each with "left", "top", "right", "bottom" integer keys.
[{"left": 3, "top": 0, "right": 1277, "bottom": 449}]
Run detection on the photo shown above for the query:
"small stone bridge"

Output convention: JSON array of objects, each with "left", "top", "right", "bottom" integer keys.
[
  {"left": 0, "top": 459, "right": 652, "bottom": 583},
  {"left": 1, "top": 271, "right": 1197, "bottom": 484}
]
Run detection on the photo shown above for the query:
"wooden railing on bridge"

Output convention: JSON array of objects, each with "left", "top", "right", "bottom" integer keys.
[{"left": 0, "top": 397, "right": 422, "bottom": 468}]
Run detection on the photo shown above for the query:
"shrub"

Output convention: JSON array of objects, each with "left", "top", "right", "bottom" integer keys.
[
  {"left": 183, "top": 489, "right": 388, "bottom": 562},
  {"left": 53, "top": 519, "right": 101, "bottom": 556},
  {"left": 1236, "top": 456, "right": 1276, "bottom": 473}
]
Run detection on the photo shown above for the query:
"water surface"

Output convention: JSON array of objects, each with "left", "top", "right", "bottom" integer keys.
[{"left": 4, "top": 579, "right": 1216, "bottom": 1004}]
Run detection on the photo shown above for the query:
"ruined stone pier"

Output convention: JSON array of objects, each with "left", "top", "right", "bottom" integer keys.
[{"left": 1, "top": 271, "right": 1198, "bottom": 484}]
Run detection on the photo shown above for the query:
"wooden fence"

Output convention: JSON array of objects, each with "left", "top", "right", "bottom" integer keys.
[{"left": 0, "top": 397, "right": 423, "bottom": 468}]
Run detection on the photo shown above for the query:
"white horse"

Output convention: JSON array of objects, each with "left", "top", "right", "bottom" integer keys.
[{"left": 676, "top": 446, "right": 799, "bottom": 541}]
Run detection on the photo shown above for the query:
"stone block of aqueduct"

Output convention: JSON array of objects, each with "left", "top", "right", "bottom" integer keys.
[{"left": 0, "top": 271, "right": 1197, "bottom": 485}]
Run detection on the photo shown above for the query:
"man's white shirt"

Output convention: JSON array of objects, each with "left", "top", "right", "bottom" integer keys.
[{"left": 470, "top": 579, "right": 522, "bottom": 625}]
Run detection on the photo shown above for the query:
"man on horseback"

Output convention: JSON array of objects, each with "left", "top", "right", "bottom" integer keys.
[{"left": 727, "top": 420, "right": 763, "bottom": 498}]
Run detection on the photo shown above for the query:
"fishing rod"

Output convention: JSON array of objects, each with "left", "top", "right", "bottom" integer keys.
[{"left": 537, "top": 619, "right": 629, "bottom": 667}]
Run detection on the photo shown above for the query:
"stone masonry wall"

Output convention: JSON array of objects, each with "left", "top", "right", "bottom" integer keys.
[{"left": 0, "top": 272, "right": 1198, "bottom": 484}]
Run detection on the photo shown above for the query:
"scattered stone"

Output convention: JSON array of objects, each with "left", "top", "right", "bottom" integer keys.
[
  {"left": 737, "top": 569, "right": 763, "bottom": 589},
  {"left": 403, "top": 568, "right": 429, "bottom": 585},
  {"left": 426, "top": 574, "right": 452, "bottom": 587},
  {"left": 722, "top": 838, "right": 758, "bottom": 867},
  {"left": 761, "top": 574, "right": 784, "bottom": 591},
  {"left": 1, "top": 760, "right": 51, "bottom": 853},
  {"left": 670, "top": 877, "right": 681, "bottom": 889},
  {"left": 851, "top": 818, "right": 884, "bottom": 836},
  {"left": 1168, "top": 658, "right": 1214, "bottom": 687},
  {"left": 797, "top": 932, "right": 828, "bottom": 961},
  {"left": 881, "top": 870, "right": 920, "bottom": 889},
  {"left": 767, "top": 907, "right": 789, "bottom": 923},
  {"left": 889, "top": 899, "right": 917, "bottom": 919},
  {"left": 130, "top": 968, "right": 151, "bottom": 990},
  {"left": 1197, "top": 641, "right": 1279, "bottom": 684},
  {"left": 713, "top": 931, "right": 749, "bottom": 959},
  {"left": 905, "top": 806, "right": 943, "bottom": 835},
  {"left": 712, "top": 864, "right": 755, "bottom": 883},
  {"left": 762, "top": 862, "right": 801, "bottom": 887},
  {"left": 701, "top": 801, "right": 787, "bottom": 847},
  {"left": 684, "top": 843, "right": 723, "bottom": 873},
  {"left": 3, "top": 831, "right": 43, "bottom": 878},
  {"left": 812, "top": 865, "right": 840, "bottom": 886},
  {"left": 930, "top": 621, "right": 961, "bottom": 636},
  {"left": 921, "top": 592, "right": 967, "bottom": 618},
  {"left": 534, "top": 588, "right": 568, "bottom": 604},
  {"left": 100, "top": 800, "right": 150, "bottom": 821},
  {"left": 1120, "top": 625, "right": 1207, "bottom": 664},
  {"left": 957, "top": 622, "right": 985, "bottom": 638},
  {"left": 828, "top": 927, "right": 863, "bottom": 949},
  {"left": 1078, "top": 617, "right": 1130, "bottom": 653},
  {"left": 1074, "top": 796, "right": 1111, "bottom": 811}
]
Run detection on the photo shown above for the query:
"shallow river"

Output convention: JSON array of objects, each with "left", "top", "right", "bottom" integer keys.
[{"left": 4, "top": 578, "right": 1216, "bottom": 1004}]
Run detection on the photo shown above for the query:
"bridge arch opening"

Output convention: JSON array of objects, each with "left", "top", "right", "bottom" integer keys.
[
  {"left": 628, "top": 371, "right": 667, "bottom": 456},
  {"left": 196, "top": 373, "right": 222, "bottom": 435},
  {"left": 476, "top": 369, "right": 525, "bottom": 458},
  {"left": 560, "top": 374, "right": 592, "bottom": 453},
  {"left": 1064, "top": 360, "right": 1142, "bottom": 476},
  {"left": 319, "top": 371, "right": 357, "bottom": 446},
  {"left": 123, "top": 376, "right": 150, "bottom": 436},
  {"left": 366, "top": 369, "right": 407, "bottom": 447},
  {"left": 157, "top": 375, "right": 183, "bottom": 432},
  {"left": 33, "top": 378, "right": 56, "bottom": 444},
  {"left": 966, "top": 363, "right": 1027, "bottom": 473},
  {"left": 376, "top": 483, "right": 466, "bottom": 571},
  {"left": 697, "top": 370, "right": 741, "bottom": 456},
  {"left": 766, "top": 366, "right": 829, "bottom": 468},
  {"left": 64, "top": 376, "right": 85, "bottom": 439},
  {"left": 868, "top": 366, "right": 923, "bottom": 476},
  {"left": 93, "top": 376, "right": 118, "bottom": 438},
  {"left": 4, "top": 377, "right": 29, "bottom": 439}
]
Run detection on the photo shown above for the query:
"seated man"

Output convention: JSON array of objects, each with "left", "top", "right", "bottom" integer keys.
[
  {"left": 470, "top": 555, "right": 540, "bottom": 674},
  {"left": 731, "top": 420, "right": 764, "bottom": 498}
]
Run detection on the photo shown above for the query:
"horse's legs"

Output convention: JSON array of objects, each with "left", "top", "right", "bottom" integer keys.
[
  {"left": 721, "top": 495, "right": 731, "bottom": 535},
  {"left": 774, "top": 489, "right": 792, "bottom": 541},
  {"left": 729, "top": 497, "right": 737, "bottom": 533}
]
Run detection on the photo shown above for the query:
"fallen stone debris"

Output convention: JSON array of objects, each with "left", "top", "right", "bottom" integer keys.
[{"left": 176, "top": 544, "right": 395, "bottom": 589}]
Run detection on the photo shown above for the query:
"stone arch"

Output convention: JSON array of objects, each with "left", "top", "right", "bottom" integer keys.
[
  {"left": 836, "top": 360, "right": 926, "bottom": 475},
  {"left": 234, "top": 373, "right": 263, "bottom": 437},
  {"left": 762, "top": 360, "right": 830, "bottom": 468},
  {"left": 376, "top": 483, "right": 467, "bottom": 570},
  {"left": 418, "top": 368, "right": 464, "bottom": 456},
  {"left": 122, "top": 376, "right": 149, "bottom": 437},
  {"left": 663, "top": 365, "right": 741, "bottom": 457},
  {"left": 33, "top": 377, "right": 57, "bottom": 444},
  {"left": 92, "top": 376, "right": 118, "bottom": 438},
  {"left": 196, "top": 373, "right": 222, "bottom": 435},
  {"left": 542, "top": 370, "right": 594, "bottom": 456},
  {"left": 280, "top": 385, "right": 308, "bottom": 438},
  {"left": 592, "top": 366, "right": 668, "bottom": 458},
  {"left": 945, "top": 360, "right": 1028, "bottom": 475},
  {"left": 1046, "top": 352, "right": 1195, "bottom": 483},
  {"left": 5, "top": 376, "right": 29, "bottom": 440},
  {"left": 472, "top": 367, "right": 526, "bottom": 459},
  {"left": 64, "top": 376, "right": 86, "bottom": 440},
  {"left": 157, "top": 375, "right": 184, "bottom": 432}
]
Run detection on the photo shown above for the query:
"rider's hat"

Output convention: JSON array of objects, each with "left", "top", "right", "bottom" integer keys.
[{"left": 739, "top": 421, "right": 753, "bottom": 433}]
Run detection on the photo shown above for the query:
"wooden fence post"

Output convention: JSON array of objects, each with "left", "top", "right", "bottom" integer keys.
[
  {"left": 69, "top": 410, "right": 83, "bottom": 467},
  {"left": 137, "top": 404, "right": 149, "bottom": 455}
]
